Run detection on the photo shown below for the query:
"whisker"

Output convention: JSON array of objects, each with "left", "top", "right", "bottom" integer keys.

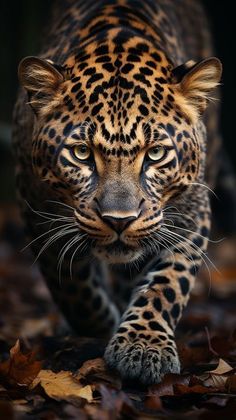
[
  {"left": 149, "top": 233, "right": 175, "bottom": 264},
  {"left": 156, "top": 230, "right": 192, "bottom": 265},
  {"left": 157, "top": 229, "right": 197, "bottom": 267},
  {"left": 37, "top": 216, "right": 74, "bottom": 226},
  {"left": 46, "top": 199, "right": 75, "bottom": 212},
  {"left": 161, "top": 223, "right": 225, "bottom": 244},
  {"left": 24, "top": 200, "right": 66, "bottom": 221},
  {"left": 21, "top": 222, "right": 76, "bottom": 252},
  {"left": 31, "top": 227, "right": 78, "bottom": 265},
  {"left": 69, "top": 235, "right": 88, "bottom": 279},
  {"left": 57, "top": 234, "right": 82, "bottom": 284},
  {"left": 24, "top": 199, "right": 75, "bottom": 221},
  {"left": 188, "top": 182, "right": 219, "bottom": 199},
  {"left": 160, "top": 226, "right": 218, "bottom": 279},
  {"left": 163, "top": 210, "right": 198, "bottom": 227},
  {"left": 161, "top": 226, "right": 213, "bottom": 295}
]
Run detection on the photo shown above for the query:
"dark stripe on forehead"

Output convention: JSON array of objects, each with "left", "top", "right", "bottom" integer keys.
[
  {"left": 142, "top": 118, "right": 156, "bottom": 143},
  {"left": 69, "top": 120, "right": 96, "bottom": 144}
]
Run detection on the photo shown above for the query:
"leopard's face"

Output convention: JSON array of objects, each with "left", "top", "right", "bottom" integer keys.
[
  {"left": 28, "top": 51, "right": 204, "bottom": 264},
  {"left": 20, "top": 45, "right": 221, "bottom": 264},
  {"left": 55, "top": 121, "right": 200, "bottom": 264}
]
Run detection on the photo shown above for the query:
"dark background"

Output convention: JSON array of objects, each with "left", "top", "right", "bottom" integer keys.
[{"left": 0, "top": 0, "right": 235, "bottom": 201}]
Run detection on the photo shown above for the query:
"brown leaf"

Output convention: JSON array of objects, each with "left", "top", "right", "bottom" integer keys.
[
  {"left": 199, "top": 359, "right": 234, "bottom": 390},
  {"left": 209, "top": 359, "right": 233, "bottom": 375},
  {"left": 174, "top": 383, "right": 213, "bottom": 395},
  {"left": 0, "top": 340, "right": 42, "bottom": 387},
  {"left": 77, "top": 358, "right": 106, "bottom": 377},
  {"left": 30, "top": 369, "right": 93, "bottom": 403},
  {"left": 75, "top": 357, "right": 121, "bottom": 389},
  {"left": 148, "top": 373, "right": 190, "bottom": 397}
]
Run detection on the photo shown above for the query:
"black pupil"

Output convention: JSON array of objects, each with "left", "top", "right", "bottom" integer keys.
[
  {"left": 79, "top": 145, "right": 88, "bottom": 154},
  {"left": 151, "top": 148, "right": 160, "bottom": 155}
]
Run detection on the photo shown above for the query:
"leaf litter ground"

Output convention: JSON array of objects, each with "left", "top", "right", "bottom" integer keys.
[{"left": 0, "top": 205, "right": 236, "bottom": 419}]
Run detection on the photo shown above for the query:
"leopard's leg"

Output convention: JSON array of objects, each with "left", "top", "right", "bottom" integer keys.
[
  {"left": 38, "top": 251, "right": 120, "bottom": 338},
  {"left": 109, "top": 264, "right": 144, "bottom": 313},
  {"left": 105, "top": 191, "right": 210, "bottom": 384}
]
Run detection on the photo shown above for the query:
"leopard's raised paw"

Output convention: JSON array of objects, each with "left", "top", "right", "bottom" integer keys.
[{"left": 104, "top": 334, "right": 180, "bottom": 385}]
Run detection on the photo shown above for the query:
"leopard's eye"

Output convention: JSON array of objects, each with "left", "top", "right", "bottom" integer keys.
[
  {"left": 147, "top": 146, "right": 166, "bottom": 161},
  {"left": 73, "top": 144, "right": 91, "bottom": 161}
]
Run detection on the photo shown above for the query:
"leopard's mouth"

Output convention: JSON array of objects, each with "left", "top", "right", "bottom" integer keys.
[{"left": 92, "top": 239, "right": 143, "bottom": 264}]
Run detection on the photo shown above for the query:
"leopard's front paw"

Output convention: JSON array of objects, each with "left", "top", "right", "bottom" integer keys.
[{"left": 104, "top": 333, "right": 180, "bottom": 385}]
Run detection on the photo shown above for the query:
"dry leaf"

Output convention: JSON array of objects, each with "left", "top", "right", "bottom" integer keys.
[
  {"left": 199, "top": 359, "right": 233, "bottom": 389},
  {"left": 78, "top": 358, "right": 106, "bottom": 377},
  {"left": 30, "top": 369, "right": 93, "bottom": 403},
  {"left": 148, "top": 373, "right": 190, "bottom": 397},
  {"left": 0, "top": 340, "right": 42, "bottom": 387},
  {"left": 75, "top": 357, "right": 121, "bottom": 389},
  {"left": 210, "top": 359, "right": 233, "bottom": 375},
  {"left": 174, "top": 383, "right": 213, "bottom": 395}
]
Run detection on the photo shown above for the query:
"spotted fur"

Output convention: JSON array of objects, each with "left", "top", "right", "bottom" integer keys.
[{"left": 13, "top": 0, "right": 223, "bottom": 384}]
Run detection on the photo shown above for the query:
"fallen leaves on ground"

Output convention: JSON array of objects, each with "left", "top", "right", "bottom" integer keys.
[
  {"left": 0, "top": 339, "right": 42, "bottom": 387},
  {"left": 30, "top": 369, "right": 93, "bottom": 404}
]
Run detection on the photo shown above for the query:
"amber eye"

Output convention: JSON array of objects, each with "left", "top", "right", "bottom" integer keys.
[
  {"left": 147, "top": 146, "right": 166, "bottom": 161},
  {"left": 73, "top": 144, "right": 91, "bottom": 161}
]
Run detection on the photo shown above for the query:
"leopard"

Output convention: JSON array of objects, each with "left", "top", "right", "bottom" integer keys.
[{"left": 13, "top": 0, "right": 229, "bottom": 385}]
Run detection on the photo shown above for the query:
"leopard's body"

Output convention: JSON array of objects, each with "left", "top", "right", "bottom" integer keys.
[{"left": 13, "top": 0, "right": 227, "bottom": 384}]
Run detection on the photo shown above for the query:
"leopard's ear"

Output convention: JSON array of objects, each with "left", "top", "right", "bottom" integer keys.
[
  {"left": 172, "top": 57, "right": 222, "bottom": 118},
  {"left": 18, "top": 56, "right": 65, "bottom": 114}
]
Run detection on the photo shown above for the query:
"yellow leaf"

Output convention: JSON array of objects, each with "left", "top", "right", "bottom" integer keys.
[{"left": 30, "top": 370, "right": 93, "bottom": 403}]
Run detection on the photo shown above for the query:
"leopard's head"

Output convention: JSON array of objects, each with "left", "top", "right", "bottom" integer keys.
[{"left": 19, "top": 45, "right": 221, "bottom": 264}]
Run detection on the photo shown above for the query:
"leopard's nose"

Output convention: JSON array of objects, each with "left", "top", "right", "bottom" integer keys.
[{"left": 101, "top": 213, "right": 139, "bottom": 234}]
